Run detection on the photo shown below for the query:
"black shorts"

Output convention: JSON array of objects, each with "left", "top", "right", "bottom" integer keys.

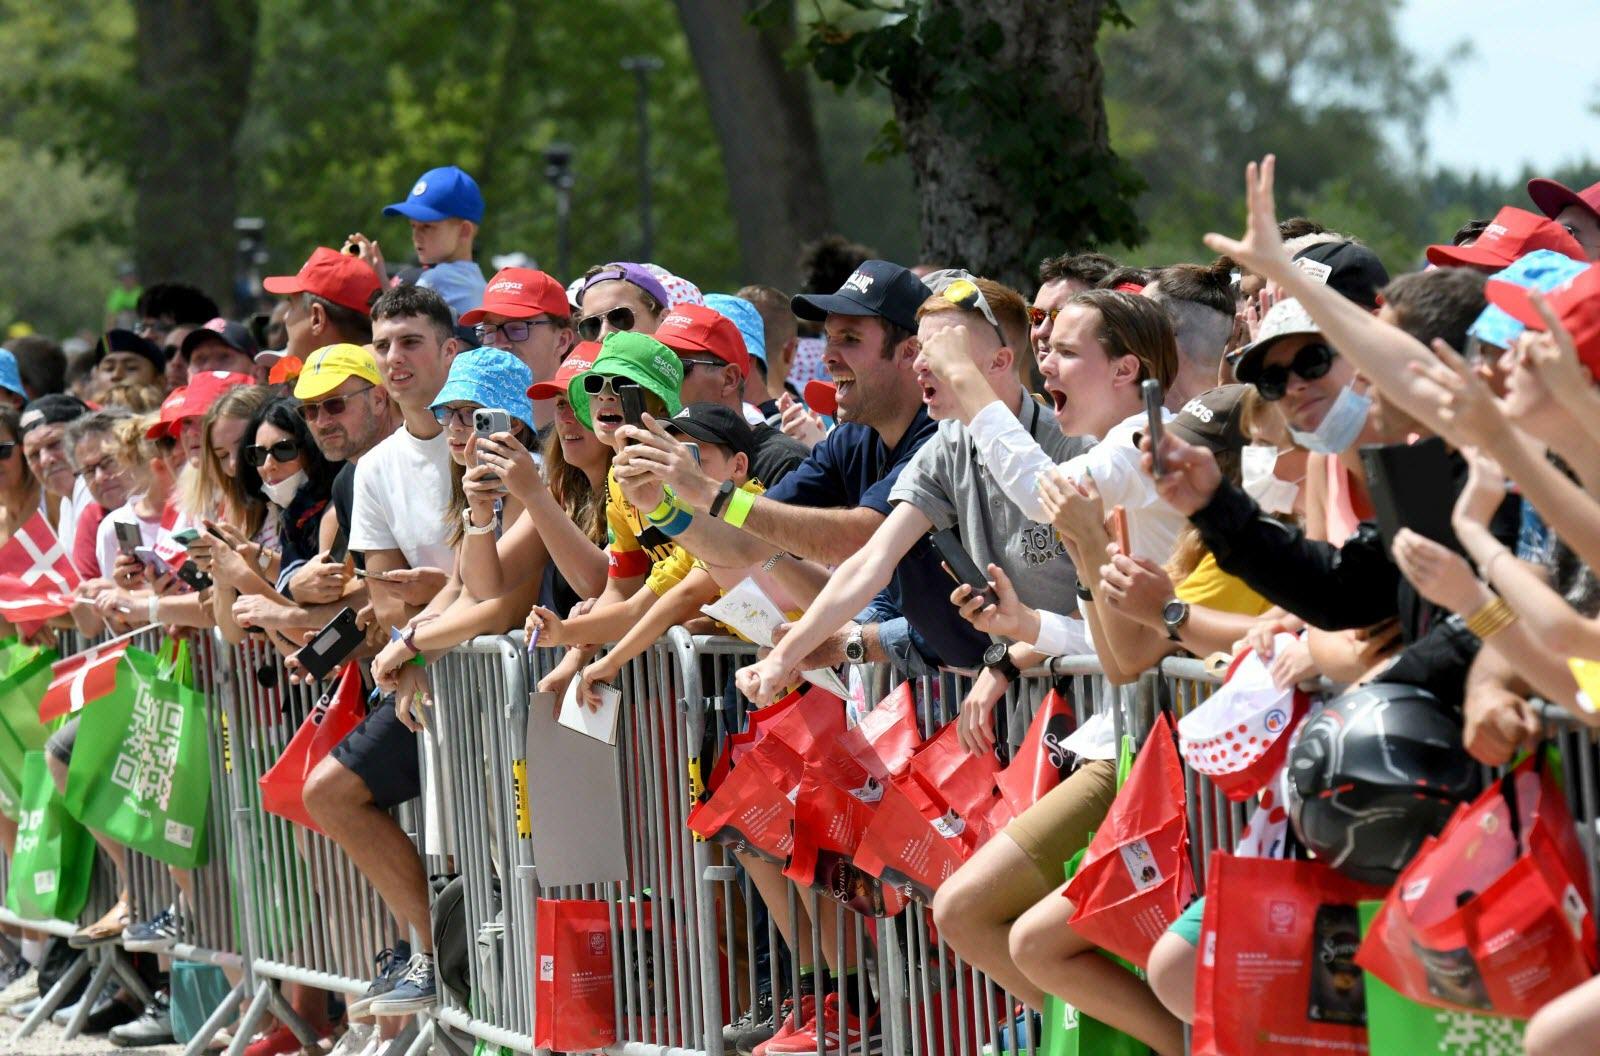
[
  {"left": 329, "top": 696, "right": 422, "bottom": 810},
  {"left": 45, "top": 718, "right": 78, "bottom": 766}
]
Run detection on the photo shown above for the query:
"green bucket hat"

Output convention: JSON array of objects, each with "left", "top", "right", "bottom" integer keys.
[{"left": 569, "top": 331, "right": 685, "bottom": 429}]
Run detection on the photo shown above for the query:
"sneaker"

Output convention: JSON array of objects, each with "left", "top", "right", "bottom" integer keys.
[
  {"left": 7, "top": 995, "right": 41, "bottom": 1020},
  {"left": 750, "top": 994, "right": 815, "bottom": 1056},
  {"left": 82, "top": 992, "right": 140, "bottom": 1034},
  {"left": 242, "top": 1025, "right": 305, "bottom": 1056},
  {"left": 367, "top": 952, "right": 437, "bottom": 1016},
  {"left": 345, "top": 942, "right": 411, "bottom": 1019},
  {"left": 109, "top": 993, "right": 174, "bottom": 1047},
  {"left": 761, "top": 994, "right": 881, "bottom": 1054},
  {"left": 723, "top": 991, "right": 773, "bottom": 1046},
  {"left": 123, "top": 905, "right": 187, "bottom": 953},
  {"left": 327, "top": 1021, "right": 375, "bottom": 1056},
  {"left": 0, "top": 964, "right": 38, "bottom": 1010}
]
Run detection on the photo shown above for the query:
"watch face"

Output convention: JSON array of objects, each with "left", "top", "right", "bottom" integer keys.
[
  {"left": 1163, "top": 599, "right": 1187, "bottom": 624},
  {"left": 983, "top": 642, "right": 1008, "bottom": 666}
]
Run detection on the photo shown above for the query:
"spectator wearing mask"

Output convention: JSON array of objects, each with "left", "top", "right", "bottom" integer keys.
[
  {"left": 91, "top": 329, "right": 165, "bottom": 389},
  {"left": 619, "top": 260, "right": 991, "bottom": 676},
  {"left": 460, "top": 267, "right": 575, "bottom": 432},
  {"left": 574, "top": 262, "right": 672, "bottom": 342},
  {"left": 300, "top": 284, "right": 462, "bottom": 1020},
  {"left": 652, "top": 302, "right": 807, "bottom": 487},
  {"left": 18, "top": 394, "right": 90, "bottom": 548},
  {"left": 1527, "top": 174, "right": 1600, "bottom": 261},
  {"left": 373, "top": 165, "right": 488, "bottom": 318}
]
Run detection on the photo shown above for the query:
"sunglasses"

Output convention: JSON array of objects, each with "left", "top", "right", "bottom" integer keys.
[
  {"left": 0, "top": 443, "right": 13, "bottom": 460},
  {"left": 296, "top": 385, "right": 373, "bottom": 422},
  {"left": 244, "top": 439, "right": 301, "bottom": 467},
  {"left": 580, "top": 374, "right": 641, "bottom": 398},
  {"left": 678, "top": 357, "right": 727, "bottom": 374},
  {"left": 1027, "top": 305, "right": 1061, "bottom": 326},
  {"left": 1252, "top": 342, "right": 1336, "bottom": 402},
  {"left": 577, "top": 306, "right": 636, "bottom": 343},
  {"left": 433, "top": 406, "right": 478, "bottom": 428},
  {"left": 475, "top": 319, "right": 552, "bottom": 344}
]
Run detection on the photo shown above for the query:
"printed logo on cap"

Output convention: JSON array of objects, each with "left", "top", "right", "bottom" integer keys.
[
  {"left": 1484, "top": 222, "right": 1509, "bottom": 240},
  {"left": 1180, "top": 397, "right": 1215, "bottom": 423},
  {"left": 1294, "top": 258, "right": 1332, "bottom": 285},
  {"left": 672, "top": 408, "right": 692, "bottom": 420},
  {"left": 843, "top": 271, "right": 875, "bottom": 295},
  {"left": 662, "top": 313, "right": 694, "bottom": 329},
  {"left": 652, "top": 353, "right": 677, "bottom": 375},
  {"left": 412, "top": 180, "right": 427, "bottom": 197},
  {"left": 488, "top": 280, "right": 524, "bottom": 294}
]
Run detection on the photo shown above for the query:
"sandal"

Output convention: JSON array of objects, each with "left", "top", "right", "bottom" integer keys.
[{"left": 69, "top": 899, "right": 130, "bottom": 949}]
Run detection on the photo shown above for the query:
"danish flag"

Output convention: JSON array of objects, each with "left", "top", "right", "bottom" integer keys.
[
  {"left": 39, "top": 640, "right": 128, "bottom": 723},
  {"left": 0, "top": 512, "right": 80, "bottom": 623}
]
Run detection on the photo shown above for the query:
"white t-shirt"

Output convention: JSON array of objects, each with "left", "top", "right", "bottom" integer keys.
[
  {"left": 94, "top": 501, "right": 162, "bottom": 580},
  {"left": 349, "top": 425, "right": 455, "bottom": 572}
]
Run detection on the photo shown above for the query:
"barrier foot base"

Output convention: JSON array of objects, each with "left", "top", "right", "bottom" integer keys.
[
  {"left": 181, "top": 979, "right": 246, "bottom": 1056},
  {"left": 62, "top": 947, "right": 119, "bottom": 1039},
  {"left": 264, "top": 979, "right": 319, "bottom": 1048},
  {"left": 11, "top": 950, "right": 89, "bottom": 1039},
  {"left": 403, "top": 1017, "right": 436, "bottom": 1056},
  {"left": 226, "top": 981, "right": 275, "bottom": 1056},
  {"left": 108, "top": 947, "right": 157, "bottom": 1009}
]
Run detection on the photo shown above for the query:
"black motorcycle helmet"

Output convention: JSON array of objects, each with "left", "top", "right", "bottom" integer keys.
[{"left": 1286, "top": 682, "right": 1480, "bottom": 885}]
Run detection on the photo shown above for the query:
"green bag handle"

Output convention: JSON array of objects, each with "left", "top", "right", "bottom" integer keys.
[
  {"left": 1115, "top": 732, "right": 1135, "bottom": 789},
  {"left": 157, "top": 636, "right": 193, "bottom": 688}
]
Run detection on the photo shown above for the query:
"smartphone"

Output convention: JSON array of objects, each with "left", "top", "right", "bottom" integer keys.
[
  {"left": 291, "top": 607, "right": 364, "bottom": 682},
  {"left": 328, "top": 528, "right": 349, "bottom": 565},
  {"left": 682, "top": 442, "right": 701, "bottom": 465},
  {"left": 928, "top": 528, "right": 997, "bottom": 608},
  {"left": 1361, "top": 437, "right": 1464, "bottom": 556},
  {"left": 1110, "top": 505, "right": 1131, "bottom": 555},
  {"left": 353, "top": 567, "right": 403, "bottom": 583},
  {"left": 473, "top": 408, "right": 511, "bottom": 484},
  {"left": 620, "top": 386, "right": 647, "bottom": 428},
  {"left": 132, "top": 546, "right": 171, "bottom": 576},
  {"left": 114, "top": 521, "right": 143, "bottom": 557},
  {"left": 174, "top": 560, "right": 213, "bottom": 592},
  {"left": 1142, "top": 378, "right": 1165, "bottom": 476},
  {"left": 171, "top": 527, "right": 202, "bottom": 548}
]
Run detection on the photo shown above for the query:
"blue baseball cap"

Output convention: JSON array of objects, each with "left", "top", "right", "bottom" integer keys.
[
  {"left": 0, "top": 349, "right": 23, "bottom": 400},
  {"left": 429, "top": 346, "right": 533, "bottom": 429},
  {"left": 384, "top": 165, "right": 485, "bottom": 224},
  {"left": 704, "top": 294, "right": 766, "bottom": 365}
]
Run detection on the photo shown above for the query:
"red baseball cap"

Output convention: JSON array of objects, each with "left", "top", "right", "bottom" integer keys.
[
  {"left": 1485, "top": 266, "right": 1600, "bottom": 380},
  {"left": 528, "top": 342, "right": 599, "bottom": 400},
  {"left": 459, "top": 267, "right": 570, "bottom": 326},
  {"left": 1528, "top": 177, "right": 1600, "bottom": 230},
  {"left": 263, "top": 247, "right": 382, "bottom": 315},
  {"left": 653, "top": 304, "right": 750, "bottom": 379},
  {"left": 145, "top": 371, "right": 255, "bottom": 439},
  {"left": 1425, "top": 206, "right": 1585, "bottom": 272}
]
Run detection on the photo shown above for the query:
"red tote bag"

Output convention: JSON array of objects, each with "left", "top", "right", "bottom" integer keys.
[
  {"left": 1062, "top": 713, "right": 1195, "bottom": 967},
  {"left": 1357, "top": 755, "right": 1597, "bottom": 1018},
  {"left": 258, "top": 663, "right": 364, "bottom": 834},
  {"left": 535, "top": 898, "right": 618, "bottom": 1052},
  {"left": 1193, "top": 850, "right": 1387, "bottom": 1055}
]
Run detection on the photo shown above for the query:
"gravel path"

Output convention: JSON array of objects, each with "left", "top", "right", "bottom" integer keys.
[{"left": 8, "top": 1018, "right": 186, "bottom": 1055}]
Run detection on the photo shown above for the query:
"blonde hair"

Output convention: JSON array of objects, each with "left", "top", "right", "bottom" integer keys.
[
  {"left": 98, "top": 382, "right": 165, "bottom": 414},
  {"left": 915, "top": 276, "right": 1032, "bottom": 360},
  {"left": 107, "top": 414, "right": 163, "bottom": 492},
  {"left": 181, "top": 384, "right": 273, "bottom": 537}
]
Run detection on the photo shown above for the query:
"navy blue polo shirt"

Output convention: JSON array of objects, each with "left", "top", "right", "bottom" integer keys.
[{"left": 763, "top": 407, "right": 989, "bottom": 669}]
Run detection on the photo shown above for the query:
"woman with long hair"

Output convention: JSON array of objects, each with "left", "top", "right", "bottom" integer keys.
[
  {"left": 0, "top": 407, "right": 40, "bottom": 548},
  {"left": 180, "top": 385, "right": 274, "bottom": 542}
]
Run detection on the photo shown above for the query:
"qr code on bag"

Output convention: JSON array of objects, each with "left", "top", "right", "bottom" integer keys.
[
  {"left": 1435, "top": 1009, "right": 1526, "bottom": 1054},
  {"left": 110, "top": 684, "right": 185, "bottom": 812}
]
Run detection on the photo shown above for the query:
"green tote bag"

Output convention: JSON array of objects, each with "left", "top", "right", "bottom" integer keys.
[
  {"left": 64, "top": 641, "right": 211, "bottom": 868},
  {"left": 0, "top": 637, "right": 56, "bottom": 818},
  {"left": 5, "top": 750, "right": 95, "bottom": 921}
]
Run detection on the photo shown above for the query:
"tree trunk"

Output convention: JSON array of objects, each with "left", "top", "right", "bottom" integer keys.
[
  {"left": 674, "top": 0, "right": 834, "bottom": 289},
  {"left": 131, "top": 0, "right": 258, "bottom": 309},
  {"left": 891, "top": 0, "right": 1119, "bottom": 290}
]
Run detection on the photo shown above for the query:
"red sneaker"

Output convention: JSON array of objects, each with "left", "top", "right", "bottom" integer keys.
[
  {"left": 243, "top": 1025, "right": 312, "bottom": 1056},
  {"left": 750, "top": 994, "right": 816, "bottom": 1055},
  {"left": 761, "top": 994, "right": 881, "bottom": 1054}
]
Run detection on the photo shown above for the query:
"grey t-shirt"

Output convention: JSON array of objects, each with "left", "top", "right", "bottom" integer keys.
[{"left": 888, "top": 393, "right": 1090, "bottom": 613}]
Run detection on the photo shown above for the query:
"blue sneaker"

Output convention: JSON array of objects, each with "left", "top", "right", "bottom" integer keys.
[
  {"left": 367, "top": 953, "right": 436, "bottom": 1016},
  {"left": 123, "top": 905, "right": 186, "bottom": 953},
  {"left": 346, "top": 942, "right": 410, "bottom": 1019}
]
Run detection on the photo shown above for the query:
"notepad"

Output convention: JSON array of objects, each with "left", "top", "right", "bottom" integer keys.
[
  {"left": 702, "top": 577, "right": 852, "bottom": 699},
  {"left": 557, "top": 676, "right": 622, "bottom": 745}
]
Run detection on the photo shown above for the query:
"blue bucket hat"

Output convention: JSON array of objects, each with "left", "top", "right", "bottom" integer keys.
[
  {"left": 0, "top": 349, "right": 24, "bottom": 401},
  {"left": 430, "top": 347, "right": 534, "bottom": 429},
  {"left": 384, "top": 165, "right": 485, "bottom": 224},
  {"left": 1467, "top": 249, "right": 1590, "bottom": 350},
  {"left": 704, "top": 294, "right": 766, "bottom": 366}
]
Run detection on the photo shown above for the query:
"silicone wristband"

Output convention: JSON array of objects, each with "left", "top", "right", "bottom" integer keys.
[
  {"left": 653, "top": 507, "right": 695, "bottom": 537},
  {"left": 723, "top": 488, "right": 756, "bottom": 528},
  {"left": 645, "top": 495, "right": 677, "bottom": 524}
]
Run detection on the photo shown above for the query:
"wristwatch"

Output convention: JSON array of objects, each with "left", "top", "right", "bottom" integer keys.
[
  {"left": 1161, "top": 598, "right": 1191, "bottom": 641},
  {"left": 843, "top": 626, "right": 867, "bottom": 664},
  {"left": 709, "top": 479, "right": 736, "bottom": 518},
  {"left": 982, "top": 641, "right": 1021, "bottom": 684}
]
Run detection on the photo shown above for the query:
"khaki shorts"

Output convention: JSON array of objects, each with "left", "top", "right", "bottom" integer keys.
[{"left": 1002, "top": 757, "right": 1119, "bottom": 886}]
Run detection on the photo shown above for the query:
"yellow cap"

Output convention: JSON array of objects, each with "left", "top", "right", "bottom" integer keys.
[{"left": 293, "top": 343, "right": 382, "bottom": 400}]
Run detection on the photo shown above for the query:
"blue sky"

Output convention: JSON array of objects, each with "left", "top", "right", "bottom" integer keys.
[{"left": 1399, "top": 0, "right": 1600, "bottom": 180}]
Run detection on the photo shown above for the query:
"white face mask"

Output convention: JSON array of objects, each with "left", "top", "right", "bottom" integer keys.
[
  {"left": 1288, "top": 382, "right": 1371, "bottom": 455},
  {"left": 260, "top": 469, "right": 307, "bottom": 507},
  {"left": 1241, "top": 444, "right": 1299, "bottom": 514}
]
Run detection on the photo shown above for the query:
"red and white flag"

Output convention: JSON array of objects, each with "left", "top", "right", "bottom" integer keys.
[
  {"left": 0, "top": 512, "right": 81, "bottom": 622},
  {"left": 39, "top": 640, "right": 129, "bottom": 723}
]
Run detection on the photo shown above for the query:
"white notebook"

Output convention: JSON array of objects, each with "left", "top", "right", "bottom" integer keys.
[{"left": 557, "top": 676, "right": 622, "bottom": 745}]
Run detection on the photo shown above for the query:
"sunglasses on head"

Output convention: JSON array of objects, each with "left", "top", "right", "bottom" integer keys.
[
  {"left": 296, "top": 385, "right": 373, "bottom": 422},
  {"left": 1252, "top": 342, "right": 1336, "bottom": 402},
  {"left": 244, "top": 439, "right": 301, "bottom": 467},
  {"left": 580, "top": 373, "right": 642, "bottom": 398},
  {"left": 577, "top": 306, "right": 636, "bottom": 343},
  {"left": 475, "top": 319, "right": 552, "bottom": 344}
]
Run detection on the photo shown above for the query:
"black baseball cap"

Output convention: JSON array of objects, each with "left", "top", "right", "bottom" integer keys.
[
  {"left": 663, "top": 402, "right": 757, "bottom": 464},
  {"left": 94, "top": 328, "right": 165, "bottom": 369},
  {"left": 791, "top": 260, "right": 931, "bottom": 332},
  {"left": 1292, "top": 241, "right": 1390, "bottom": 310},
  {"left": 19, "top": 394, "right": 89, "bottom": 437},
  {"left": 179, "top": 318, "right": 260, "bottom": 361}
]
